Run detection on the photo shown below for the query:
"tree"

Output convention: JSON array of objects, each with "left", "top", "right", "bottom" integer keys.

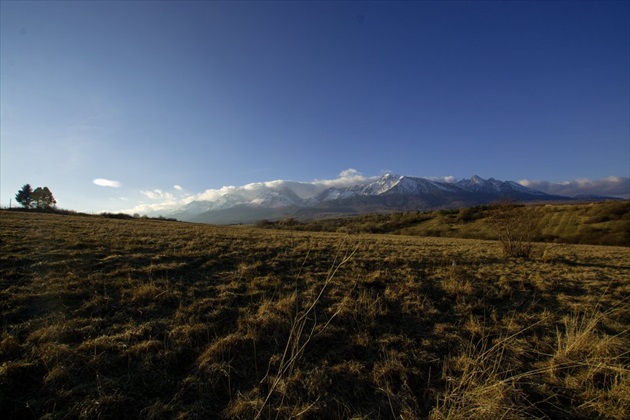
[
  {"left": 31, "top": 187, "right": 57, "bottom": 209},
  {"left": 15, "top": 184, "right": 34, "bottom": 209},
  {"left": 488, "top": 200, "right": 541, "bottom": 259}
]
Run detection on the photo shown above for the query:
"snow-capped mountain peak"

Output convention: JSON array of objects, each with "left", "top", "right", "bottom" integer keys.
[
  {"left": 248, "top": 187, "right": 302, "bottom": 207},
  {"left": 165, "top": 172, "right": 577, "bottom": 224},
  {"left": 365, "top": 173, "right": 403, "bottom": 194},
  {"left": 456, "top": 176, "right": 548, "bottom": 195}
]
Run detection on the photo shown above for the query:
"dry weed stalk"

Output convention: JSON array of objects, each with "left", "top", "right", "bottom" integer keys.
[{"left": 254, "top": 243, "right": 358, "bottom": 419}]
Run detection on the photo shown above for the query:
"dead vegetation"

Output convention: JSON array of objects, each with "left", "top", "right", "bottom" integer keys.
[
  {"left": 1, "top": 210, "right": 628, "bottom": 418},
  {"left": 262, "top": 201, "right": 630, "bottom": 247}
]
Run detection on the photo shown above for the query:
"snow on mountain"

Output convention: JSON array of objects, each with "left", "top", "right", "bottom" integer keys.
[
  {"left": 308, "top": 188, "right": 358, "bottom": 203},
  {"left": 248, "top": 187, "right": 302, "bottom": 207},
  {"left": 387, "top": 176, "right": 462, "bottom": 195},
  {"left": 213, "top": 194, "right": 250, "bottom": 210},
  {"left": 168, "top": 193, "right": 250, "bottom": 218},
  {"left": 456, "top": 175, "right": 503, "bottom": 192},
  {"left": 168, "top": 173, "right": 567, "bottom": 223},
  {"left": 456, "top": 175, "right": 548, "bottom": 195},
  {"left": 311, "top": 183, "right": 371, "bottom": 203},
  {"left": 363, "top": 173, "right": 402, "bottom": 194},
  {"left": 310, "top": 173, "right": 406, "bottom": 202},
  {"left": 167, "top": 200, "right": 214, "bottom": 219},
  {"left": 176, "top": 200, "right": 214, "bottom": 214},
  {"left": 314, "top": 174, "right": 462, "bottom": 200},
  {"left": 274, "top": 181, "right": 322, "bottom": 200}
]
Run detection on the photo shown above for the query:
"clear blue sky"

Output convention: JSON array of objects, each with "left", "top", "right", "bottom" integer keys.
[{"left": 2, "top": 1, "right": 629, "bottom": 213}]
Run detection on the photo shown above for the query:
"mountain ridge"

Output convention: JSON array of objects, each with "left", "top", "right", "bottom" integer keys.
[{"left": 169, "top": 174, "right": 614, "bottom": 224}]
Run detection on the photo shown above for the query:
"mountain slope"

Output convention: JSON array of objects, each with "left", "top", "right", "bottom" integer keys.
[
  {"left": 170, "top": 174, "right": 589, "bottom": 224},
  {"left": 456, "top": 175, "right": 548, "bottom": 196}
]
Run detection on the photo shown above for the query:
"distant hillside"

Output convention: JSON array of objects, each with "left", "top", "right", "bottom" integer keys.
[{"left": 258, "top": 200, "right": 630, "bottom": 247}]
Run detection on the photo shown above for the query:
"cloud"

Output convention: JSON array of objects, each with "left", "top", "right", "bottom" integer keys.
[
  {"left": 120, "top": 201, "right": 184, "bottom": 215},
  {"left": 518, "top": 176, "right": 630, "bottom": 198},
  {"left": 141, "top": 189, "right": 175, "bottom": 201},
  {"left": 94, "top": 178, "right": 121, "bottom": 188},
  {"left": 120, "top": 189, "right": 194, "bottom": 215},
  {"left": 243, "top": 181, "right": 269, "bottom": 191},
  {"left": 197, "top": 185, "right": 240, "bottom": 201},
  {"left": 426, "top": 176, "right": 457, "bottom": 184},
  {"left": 313, "top": 168, "right": 372, "bottom": 188},
  {"left": 340, "top": 168, "right": 361, "bottom": 178},
  {"left": 129, "top": 169, "right": 373, "bottom": 215}
]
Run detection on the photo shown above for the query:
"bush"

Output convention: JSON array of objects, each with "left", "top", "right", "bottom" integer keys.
[
  {"left": 488, "top": 202, "right": 541, "bottom": 259},
  {"left": 101, "top": 212, "right": 134, "bottom": 220},
  {"left": 255, "top": 219, "right": 274, "bottom": 228}
]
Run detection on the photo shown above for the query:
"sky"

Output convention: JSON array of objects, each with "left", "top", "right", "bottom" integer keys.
[{"left": 1, "top": 0, "right": 629, "bottom": 213}]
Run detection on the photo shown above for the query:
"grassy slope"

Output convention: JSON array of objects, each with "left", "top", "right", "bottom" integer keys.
[
  {"left": 271, "top": 201, "right": 630, "bottom": 247},
  {"left": 1, "top": 211, "right": 629, "bottom": 419},
  {"left": 401, "top": 202, "right": 630, "bottom": 242}
]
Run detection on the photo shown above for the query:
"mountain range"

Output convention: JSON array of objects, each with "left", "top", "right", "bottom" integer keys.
[{"left": 168, "top": 174, "right": 610, "bottom": 224}]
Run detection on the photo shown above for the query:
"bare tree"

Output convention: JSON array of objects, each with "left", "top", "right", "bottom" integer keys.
[{"left": 488, "top": 200, "right": 541, "bottom": 259}]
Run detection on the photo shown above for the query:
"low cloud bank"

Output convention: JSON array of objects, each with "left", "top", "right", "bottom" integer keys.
[
  {"left": 195, "top": 169, "right": 373, "bottom": 202},
  {"left": 426, "top": 176, "right": 457, "bottom": 183},
  {"left": 120, "top": 169, "right": 373, "bottom": 215},
  {"left": 518, "top": 176, "right": 629, "bottom": 198}
]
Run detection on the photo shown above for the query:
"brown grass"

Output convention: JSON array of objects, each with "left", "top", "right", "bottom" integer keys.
[
  {"left": 1, "top": 210, "right": 628, "bottom": 418},
  {"left": 264, "top": 200, "right": 630, "bottom": 247}
]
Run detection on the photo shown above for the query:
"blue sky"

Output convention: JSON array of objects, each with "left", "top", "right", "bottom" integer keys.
[{"left": 1, "top": 0, "right": 629, "bottom": 213}]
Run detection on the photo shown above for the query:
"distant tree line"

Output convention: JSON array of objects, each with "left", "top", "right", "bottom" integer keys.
[{"left": 14, "top": 184, "right": 56, "bottom": 209}]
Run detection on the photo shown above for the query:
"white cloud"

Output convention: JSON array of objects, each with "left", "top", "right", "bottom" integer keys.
[
  {"left": 125, "top": 169, "right": 375, "bottom": 215},
  {"left": 120, "top": 190, "right": 195, "bottom": 215},
  {"left": 94, "top": 178, "right": 121, "bottom": 188},
  {"left": 426, "top": 176, "right": 457, "bottom": 183},
  {"left": 518, "top": 176, "right": 630, "bottom": 198},
  {"left": 197, "top": 185, "right": 240, "bottom": 201},
  {"left": 340, "top": 168, "right": 361, "bottom": 178},
  {"left": 263, "top": 179, "right": 287, "bottom": 188},
  {"left": 312, "top": 168, "right": 372, "bottom": 188},
  {"left": 243, "top": 181, "right": 268, "bottom": 191},
  {"left": 141, "top": 189, "right": 175, "bottom": 200},
  {"left": 120, "top": 201, "right": 180, "bottom": 215}
]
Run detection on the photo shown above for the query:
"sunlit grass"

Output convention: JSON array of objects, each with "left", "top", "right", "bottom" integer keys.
[{"left": 1, "top": 210, "right": 628, "bottom": 418}]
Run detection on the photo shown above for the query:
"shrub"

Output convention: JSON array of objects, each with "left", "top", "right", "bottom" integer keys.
[{"left": 488, "top": 201, "right": 541, "bottom": 259}]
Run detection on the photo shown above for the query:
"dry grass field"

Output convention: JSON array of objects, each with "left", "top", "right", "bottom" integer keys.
[
  {"left": 264, "top": 201, "right": 630, "bottom": 247},
  {"left": 1, "top": 210, "right": 629, "bottom": 419}
]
